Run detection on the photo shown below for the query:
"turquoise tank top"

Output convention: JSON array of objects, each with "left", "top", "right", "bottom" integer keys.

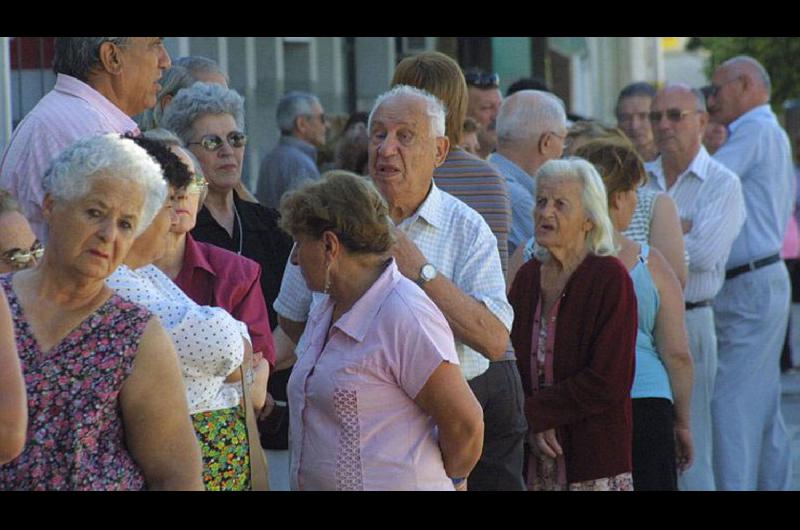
[{"left": 630, "top": 244, "right": 673, "bottom": 401}]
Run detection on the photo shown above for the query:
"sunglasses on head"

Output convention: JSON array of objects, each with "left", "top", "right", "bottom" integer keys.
[
  {"left": 648, "top": 109, "right": 697, "bottom": 123},
  {"left": 188, "top": 131, "right": 247, "bottom": 151},
  {"left": 2, "top": 241, "right": 44, "bottom": 269},
  {"left": 464, "top": 72, "right": 500, "bottom": 88}
]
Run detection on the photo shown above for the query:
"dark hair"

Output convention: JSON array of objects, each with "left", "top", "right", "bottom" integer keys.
[
  {"left": 343, "top": 111, "right": 369, "bottom": 133},
  {"left": 506, "top": 76, "right": 549, "bottom": 97},
  {"left": 616, "top": 82, "right": 657, "bottom": 115},
  {"left": 125, "top": 134, "right": 192, "bottom": 190},
  {"left": 53, "top": 37, "right": 131, "bottom": 82}
]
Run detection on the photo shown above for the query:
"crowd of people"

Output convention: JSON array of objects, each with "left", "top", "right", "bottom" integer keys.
[{"left": 0, "top": 37, "right": 796, "bottom": 491}]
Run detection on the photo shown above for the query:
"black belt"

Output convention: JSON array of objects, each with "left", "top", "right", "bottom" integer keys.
[
  {"left": 725, "top": 254, "right": 781, "bottom": 280},
  {"left": 685, "top": 300, "right": 712, "bottom": 311}
]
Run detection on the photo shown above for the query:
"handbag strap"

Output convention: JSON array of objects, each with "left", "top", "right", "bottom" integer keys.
[{"left": 240, "top": 365, "right": 270, "bottom": 491}]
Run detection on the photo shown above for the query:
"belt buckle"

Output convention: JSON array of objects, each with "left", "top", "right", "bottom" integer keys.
[{"left": 748, "top": 261, "right": 757, "bottom": 271}]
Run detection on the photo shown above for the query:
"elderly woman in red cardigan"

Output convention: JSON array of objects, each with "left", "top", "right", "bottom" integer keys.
[{"left": 508, "top": 157, "right": 638, "bottom": 490}]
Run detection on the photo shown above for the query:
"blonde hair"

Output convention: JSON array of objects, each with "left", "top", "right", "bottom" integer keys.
[{"left": 279, "top": 170, "right": 395, "bottom": 254}]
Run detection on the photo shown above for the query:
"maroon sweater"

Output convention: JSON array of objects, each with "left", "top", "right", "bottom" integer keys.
[{"left": 508, "top": 253, "right": 637, "bottom": 483}]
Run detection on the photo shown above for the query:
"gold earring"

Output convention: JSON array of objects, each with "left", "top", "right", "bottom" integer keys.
[{"left": 323, "top": 263, "right": 332, "bottom": 294}]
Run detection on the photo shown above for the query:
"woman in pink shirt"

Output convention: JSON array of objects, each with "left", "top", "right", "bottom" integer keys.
[{"left": 279, "top": 170, "right": 484, "bottom": 491}]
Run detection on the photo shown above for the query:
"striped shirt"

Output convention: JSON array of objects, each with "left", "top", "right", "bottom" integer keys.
[
  {"left": 621, "top": 187, "right": 660, "bottom": 245},
  {"left": 274, "top": 183, "right": 513, "bottom": 381},
  {"left": 0, "top": 74, "right": 139, "bottom": 242},
  {"left": 433, "top": 147, "right": 511, "bottom": 274},
  {"left": 712, "top": 105, "right": 794, "bottom": 269},
  {"left": 645, "top": 146, "right": 746, "bottom": 303}
]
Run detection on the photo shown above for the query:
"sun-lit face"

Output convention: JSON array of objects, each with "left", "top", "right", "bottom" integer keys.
[
  {"left": 116, "top": 37, "right": 171, "bottom": 116},
  {"left": 186, "top": 113, "right": 244, "bottom": 195},
  {"left": 168, "top": 146, "right": 203, "bottom": 235},
  {"left": 617, "top": 96, "right": 654, "bottom": 154},
  {"left": 42, "top": 175, "right": 145, "bottom": 280},
  {"left": 467, "top": 86, "right": 502, "bottom": 128},
  {"left": 651, "top": 89, "right": 706, "bottom": 158},
  {"left": 534, "top": 176, "right": 592, "bottom": 252},
  {"left": 706, "top": 65, "right": 745, "bottom": 126},
  {"left": 128, "top": 192, "right": 178, "bottom": 265},
  {"left": 289, "top": 233, "right": 328, "bottom": 293}
]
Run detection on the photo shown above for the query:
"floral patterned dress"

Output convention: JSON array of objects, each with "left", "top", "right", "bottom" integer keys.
[
  {"left": 528, "top": 295, "right": 634, "bottom": 491},
  {"left": 0, "top": 274, "right": 149, "bottom": 490}
]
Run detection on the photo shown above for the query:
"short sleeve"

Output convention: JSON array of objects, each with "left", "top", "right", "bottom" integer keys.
[{"left": 274, "top": 256, "right": 313, "bottom": 322}]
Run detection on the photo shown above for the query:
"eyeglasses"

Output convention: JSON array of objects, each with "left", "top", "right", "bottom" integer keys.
[
  {"left": 306, "top": 112, "right": 327, "bottom": 124},
  {"left": 187, "top": 131, "right": 247, "bottom": 151},
  {"left": 1, "top": 241, "right": 44, "bottom": 270},
  {"left": 187, "top": 174, "right": 208, "bottom": 195},
  {"left": 617, "top": 112, "right": 649, "bottom": 123},
  {"left": 648, "top": 109, "right": 697, "bottom": 123},
  {"left": 464, "top": 72, "right": 500, "bottom": 88},
  {"left": 702, "top": 77, "right": 741, "bottom": 99},
  {"left": 550, "top": 131, "right": 572, "bottom": 150}
]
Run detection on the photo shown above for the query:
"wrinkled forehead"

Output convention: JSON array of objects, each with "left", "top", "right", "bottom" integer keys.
[
  {"left": 370, "top": 96, "right": 429, "bottom": 131},
  {"left": 537, "top": 174, "right": 583, "bottom": 196}
]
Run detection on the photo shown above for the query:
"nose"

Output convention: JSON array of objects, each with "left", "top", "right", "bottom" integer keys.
[
  {"left": 96, "top": 218, "right": 116, "bottom": 243},
  {"left": 160, "top": 43, "right": 172, "bottom": 70},
  {"left": 377, "top": 134, "right": 399, "bottom": 157}
]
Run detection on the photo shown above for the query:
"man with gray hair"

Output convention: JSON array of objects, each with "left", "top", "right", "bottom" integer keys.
[
  {"left": 704, "top": 56, "right": 795, "bottom": 491},
  {"left": 488, "top": 90, "right": 568, "bottom": 255},
  {"left": 645, "top": 83, "right": 746, "bottom": 491},
  {"left": 275, "top": 85, "right": 513, "bottom": 490},
  {"left": 0, "top": 37, "right": 171, "bottom": 242},
  {"left": 256, "top": 91, "right": 328, "bottom": 209}
]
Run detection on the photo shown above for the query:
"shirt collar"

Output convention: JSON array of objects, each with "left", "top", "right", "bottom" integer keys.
[
  {"left": 54, "top": 73, "right": 139, "bottom": 134},
  {"left": 329, "top": 258, "right": 402, "bottom": 343},
  {"left": 280, "top": 135, "right": 318, "bottom": 159},
  {"left": 182, "top": 233, "right": 216, "bottom": 277},
  {"left": 398, "top": 182, "right": 447, "bottom": 231},
  {"left": 728, "top": 104, "right": 773, "bottom": 135},
  {"left": 648, "top": 145, "right": 711, "bottom": 189},
  {"left": 489, "top": 152, "right": 533, "bottom": 189}
]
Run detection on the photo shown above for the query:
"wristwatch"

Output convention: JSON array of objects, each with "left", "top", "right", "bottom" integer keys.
[{"left": 416, "top": 262, "right": 437, "bottom": 287}]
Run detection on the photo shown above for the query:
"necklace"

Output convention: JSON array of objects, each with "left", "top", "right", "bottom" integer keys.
[{"left": 232, "top": 201, "right": 243, "bottom": 255}]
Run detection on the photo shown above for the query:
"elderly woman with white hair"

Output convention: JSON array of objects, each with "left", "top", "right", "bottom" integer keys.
[
  {"left": 0, "top": 133, "right": 203, "bottom": 490},
  {"left": 508, "top": 157, "right": 638, "bottom": 491}
]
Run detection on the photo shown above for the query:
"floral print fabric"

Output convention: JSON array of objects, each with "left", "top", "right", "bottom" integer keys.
[
  {"left": 0, "top": 274, "right": 149, "bottom": 490},
  {"left": 191, "top": 406, "right": 250, "bottom": 491}
]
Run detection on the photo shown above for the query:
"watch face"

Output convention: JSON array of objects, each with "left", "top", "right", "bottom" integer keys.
[{"left": 421, "top": 263, "right": 436, "bottom": 281}]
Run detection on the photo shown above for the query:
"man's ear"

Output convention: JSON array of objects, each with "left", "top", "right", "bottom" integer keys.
[
  {"left": 537, "top": 132, "right": 549, "bottom": 156},
  {"left": 98, "top": 41, "right": 123, "bottom": 75},
  {"left": 434, "top": 136, "right": 450, "bottom": 167}
]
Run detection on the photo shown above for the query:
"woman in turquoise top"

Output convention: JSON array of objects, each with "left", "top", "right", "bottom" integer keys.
[{"left": 576, "top": 138, "right": 694, "bottom": 490}]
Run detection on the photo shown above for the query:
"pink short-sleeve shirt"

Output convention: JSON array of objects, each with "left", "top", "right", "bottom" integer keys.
[{"left": 288, "top": 259, "right": 460, "bottom": 491}]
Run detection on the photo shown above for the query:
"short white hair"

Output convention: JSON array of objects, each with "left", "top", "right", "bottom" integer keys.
[
  {"left": 42, "top": 133, "right": 167, "bottom": 236},
  {"left": 497, "top": 90, "right": 567, "bottom": 145},
  {"left": 532, "top": 157, "right": 617, "bottom": 261},
  {"left": 368, "top": 84, "right": 447, "bottom": 138}
]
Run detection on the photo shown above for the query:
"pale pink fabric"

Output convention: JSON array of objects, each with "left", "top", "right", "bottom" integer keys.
[
  {"left": 0, "top": 74, "right": 139, "bottom": 241},
  {"left": 288, "top": 259, "right": 459, "bottom": 491},
  {"left": 782, "top": 215, "right": 800, "bottom": 259}
]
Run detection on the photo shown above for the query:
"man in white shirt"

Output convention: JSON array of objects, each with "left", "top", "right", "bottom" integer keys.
[
  {"left": 0, "top": 37, "right": 171, "bottom": 242},
  {"left": 276, "top": 85, "right": 520, "bottom": 490},
  {"left": 706, "top": 56, "right": 794, "bottom": 490},
  {"left": 645, "top": 84, "right": 746, "bottom": 491}
]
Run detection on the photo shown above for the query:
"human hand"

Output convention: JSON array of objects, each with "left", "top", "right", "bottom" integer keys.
[
  {"left": 390, "top": 228, "right": 427, "bottom": 281},
  {"left": 258, "top": 392, "right": 276, "bottom": 421},
  {"left": 251, "top": 355, "right": 269, "bottom": 414},
  {"left": 681, "top": 218, "right": 693, "bottom": 234},
  {"left": 532, "top": 429, "right": 562, "bottom": 459},
  {"left": 675, "top": 425, "right": 694, "bottom": 473}
]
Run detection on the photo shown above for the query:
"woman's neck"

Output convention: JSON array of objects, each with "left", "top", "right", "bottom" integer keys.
[
  {"left": 329, "top": 256, "right": 389, "bottom": 320},
  {"left": 153, "top": 232, "right": 186, "bottom": 280},
  {"left": 22, "top": 260, "right": 108, "bottom": 311},
  {"left": 547, "top": 244, "right": 589, "bottom": 275}
]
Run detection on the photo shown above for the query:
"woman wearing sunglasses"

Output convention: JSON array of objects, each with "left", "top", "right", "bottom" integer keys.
[
  {"left": 162, "top": 82, "right": 293, "bottom": 340},
  {"left": 0, "top": 190, "right": 43, "bottom": 274}
]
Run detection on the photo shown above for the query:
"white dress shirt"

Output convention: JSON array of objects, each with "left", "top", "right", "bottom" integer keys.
[
  {"left": 645, "top": 146, "right": 746, "bottom": 302},
  {"left": 107, "top": 264, "right": 249, "bottom": 415},
  {"left": 274, "top": 183, "right": 513, "bottom": 381}
]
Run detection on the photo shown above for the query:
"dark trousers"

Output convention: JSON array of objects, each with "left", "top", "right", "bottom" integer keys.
[
  {"left": 632, "top": 398, "right": 678, "bottom": 491},
  {"left": 467, "top": 360, "right": 527, "bottom": 491}
]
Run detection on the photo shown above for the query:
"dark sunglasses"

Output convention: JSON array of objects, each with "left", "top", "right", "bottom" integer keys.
[
  {"left": 648, "top": 109, "right": 696, "bottom": 123},
  {"left": 464, "top": 72, "right": 500, "bottom": 88},
  {"left": 2, "top": 241, "right": 44, "bottom": 269},
  {"left": 188, "top": 131, "right": 247, "bottom": 151}
]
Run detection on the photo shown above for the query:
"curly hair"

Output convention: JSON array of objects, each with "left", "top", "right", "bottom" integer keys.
[{"left": 279, "top": 170, "right": 395, "bottom": 254}]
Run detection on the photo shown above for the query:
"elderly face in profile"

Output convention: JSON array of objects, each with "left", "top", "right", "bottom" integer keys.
[
  {"left": 0, "top": 211, "right": 41, "bottom": 274},
  {"left": 39, "top": 134, "right": 167, "bottom": 281}
]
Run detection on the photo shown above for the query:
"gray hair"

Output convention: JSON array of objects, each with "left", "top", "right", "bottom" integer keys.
[
  {"left": 53, "top": 37, "right": 132, "bottom": 82},
  {"left": 723, "top": 55, "right": 772, "bottom": 95},
  {"left": 532, "top": 157, "right": 617, "bottom": 261},
  {"left": 276, "top": 91, "right": 321, "bottom": 135},
  {"left": 142, "top": 127, "right": 184, "bottom": 147},
  {"left": 368, "top": 85, "right": 447, "bottom": 138},
  {"left": 42, "top": 133, "right": 167, "bottom": 236},
  {"left": 496, "top": 90, "right": 567, "bottom": 146},
  {"left": 174, "top": 56, "right": 229, "bottom": 83},
  {"left": 160, "top": 82, "right": 245, "bottom": 145}
]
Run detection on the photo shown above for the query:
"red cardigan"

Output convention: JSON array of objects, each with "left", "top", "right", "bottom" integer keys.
[{"left": 508, "top": 253, "right": 637, "bottom": 483}]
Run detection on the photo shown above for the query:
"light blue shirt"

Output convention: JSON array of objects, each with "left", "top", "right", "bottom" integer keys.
[
  {"left": 488, "top": 152, "right": 534, "bottom": 256},
  {"left": 713, "top": 105, "right": 794, "bottom": 268},
  {"left": 256, "top": 136, "right": 320, "bottom": 210}
]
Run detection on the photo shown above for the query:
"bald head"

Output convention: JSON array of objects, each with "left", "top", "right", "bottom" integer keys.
[
  {"left": 496, "top": 90, "right": 567, "bottom": 146},
  {"left": 709, "top": 56, "right": 771, "bottom": 125},
  {"left": 656, "top": 83, "right": 707, "bottom": 111}
]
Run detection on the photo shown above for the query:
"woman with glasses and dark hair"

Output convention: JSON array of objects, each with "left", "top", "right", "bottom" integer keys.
[
  {"left": 0, "top": 134, "right": 204, "bottom": 490},
  {"left": 0, "top": 190, "right": 43, "bottom": 274}
]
